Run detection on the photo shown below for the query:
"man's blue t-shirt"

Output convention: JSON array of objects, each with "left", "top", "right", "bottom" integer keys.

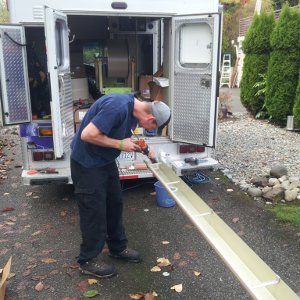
[{"left": 71, "top": 93, "right": 137, "bottom": 168}]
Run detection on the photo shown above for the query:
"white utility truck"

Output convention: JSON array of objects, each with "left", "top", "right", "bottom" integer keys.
[{"left": 0, "top": 0, "right": 221, "bottom": 184}]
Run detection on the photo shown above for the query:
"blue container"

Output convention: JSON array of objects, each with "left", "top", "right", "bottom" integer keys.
[
  {"left": 154, "top": 181, "right": 176, "bottom": 208},
  {"left": 145, "top": 128, "right": 157, "bottom": 136}
]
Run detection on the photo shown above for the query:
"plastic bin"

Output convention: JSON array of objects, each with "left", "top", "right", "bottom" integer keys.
[{"left": 154, "top": 181, "right": 176, "bottom": 208}]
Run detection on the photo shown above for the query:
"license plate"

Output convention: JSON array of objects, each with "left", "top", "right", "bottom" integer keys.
[{"left": 118, "top": 152, "right": 135, "bottom": 161}]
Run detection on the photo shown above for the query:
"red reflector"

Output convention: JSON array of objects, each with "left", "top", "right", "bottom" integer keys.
[
  {"left": 197, "top": 146, "right": 205, "bottom": 152},
  {"left": 179, "top": 145, "right": 189, "bottom": 153},
  {"left": 119, "top": 174, "right": 139, "bottom": 180},
  {"left": 188, "top": 145, "right": 196, "bottom": 153}
]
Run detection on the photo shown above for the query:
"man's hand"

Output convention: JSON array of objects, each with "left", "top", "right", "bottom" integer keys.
[{"left": 122, "top": 138, "right": 141, "bottom": 152}]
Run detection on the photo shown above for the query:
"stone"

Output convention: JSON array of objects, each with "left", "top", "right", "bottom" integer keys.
[
  {"left": 262, "top": 186, "right": 272, "bottom": 194},
  {"left": 268, "top": 178, "right": 279, "bottom": 186},
  {"left": 279, "top": 175, "right": 288, "bottom": 183},
  {"left": 284, "top": 189, "right": 298, "bottom": 202},
  {"left": 247, "top": 187, "right": 262, "bottom": 197},
  {"left": 270, "top": 165, "right": 288, "bottom": 178},
  {"left": 263, "top": 188, "right": 284, "bottom": 203},
  {"left": 290, "top": 181, "right": 300, "bottom": 189},
  {"left": 281, "top": 180, "right": 290, "bottom": 190},
  {"left": 250, "top": 176, "right": 268, "bottom": 187}
]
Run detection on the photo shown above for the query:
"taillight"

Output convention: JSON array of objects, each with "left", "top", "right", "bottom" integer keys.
[{"left": 179, "top": 144, "right": 205, "bottom": 154}]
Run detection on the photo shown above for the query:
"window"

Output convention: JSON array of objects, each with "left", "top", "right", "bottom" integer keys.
[
  {"left": 55, "top": 19, "right": 69, "bottom": 69},
  {"left": 179, "top": 23, "right": 212, "bottom": 68}
]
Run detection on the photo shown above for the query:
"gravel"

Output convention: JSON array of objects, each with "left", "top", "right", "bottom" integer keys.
[{"left": 216, "top": 112, "right": 300, "bottom": 184}]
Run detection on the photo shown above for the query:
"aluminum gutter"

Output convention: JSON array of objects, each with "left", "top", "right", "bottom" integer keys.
[{"left": 147, "top": 162, "right": 299, "bottom": 300}]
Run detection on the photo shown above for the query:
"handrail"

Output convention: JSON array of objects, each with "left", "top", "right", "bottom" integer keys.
[{"left": 147, "top": 162, "right": 299, "bottom": 300}]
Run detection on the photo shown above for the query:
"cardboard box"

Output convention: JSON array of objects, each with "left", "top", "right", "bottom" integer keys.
[
  {"left": 0, "top": 257, "right": 12, "bottom": 300},
  {"left": 148, "top": 81, "right": 164, "bottom": 101},
  {"left": 74, "top": 108, "right": 88, "bottom": 123},
  {"left": 139, "top": 75, "right": 153, "bottom": 99}
]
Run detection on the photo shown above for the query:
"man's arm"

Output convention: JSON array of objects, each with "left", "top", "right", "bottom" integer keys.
[{"left": 81, "top": 122, "right": 140, "bottom": 152}]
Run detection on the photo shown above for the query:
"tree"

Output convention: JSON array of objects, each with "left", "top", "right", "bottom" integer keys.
[
  {"left": 293, "top": 70, "right": 300, "bottom": 127},
  {"left": 240, "top": 12, "right": 275, "bottom": 114},
  {"left": 265, "top": 4, "right": 300, "bottom": 124}
]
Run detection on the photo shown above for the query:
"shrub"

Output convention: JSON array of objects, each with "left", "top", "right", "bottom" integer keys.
[
  {"left": 293, "top": 69, "right": 300, "bottom": 128},
  {"left": 240, "top": 12, "right": 274, "bottom": 114},
  {"left": 265, "top": 4, "right": 300, "bottom": 125}
]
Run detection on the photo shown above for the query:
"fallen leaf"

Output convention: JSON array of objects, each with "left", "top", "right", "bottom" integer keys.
[
  {"left": 129, "top": 292, "right": 144, "bottom": 299},
  {"left": 41, "top": 258, "right": 57, "bottom": 264},
  {"left": 31, "top": 275, "right": 47, "bottom": 281},
  {"left": 35, "top": 281, "right": 44, "bottom": 292},
  {"left": 157, "top": 257, "right": 171, "bottom": 267},
  {"left": 150, "top": 266, "right": 161, "bottom": 272},
  {"left": 78, "top": 280, "right": 88, "bottom": 293},
  {"left": 22, "top": 269, "right": 32, "bottom": 277},
  {"left": 170, "top": 284, "right": 183, "bottom": 293},
  {"left": 2, "top": 207, "right": 15, "bottom": 212},
  {"left": 33, "top": 196, "right": 40, "bottom": 199},
  {"left": 62, "top": 197, "right": 69, "bottom": 201},
  {"left": 8, "top": 272, "right": 15, "bottom": 279},
  {"left": 49, "top": 270, "right": 59, "bottom": 275},
  {"left": 4, "top": 221, "right": 15, "bottom": 226},
  {"left": 193, "top": 271, "right": 201, "bottom": 276},
  {"left": 69, "top": 262, "right": 80, "bottom": 269},
  {"left": 178, "top": 261, "right": 188, "bottom": 267},
  {"left": 32, "top": 230, "right": 42, "bottom": 236},
  {"left": 83, "top": 289, "right": 99, "bottom": 298},
  {"left": 162, "top": 241, "right": 170, "bottom": 245},
  {"left": 88, "top": 279, "right": 98, "bottom": 285},
  {"left": 3, "top": 193, "right": 9, "bottom": 196},
  {"left": 60, "top": 211, "right": 67, "bottom": 217},
  {"left": 232, "top": 217, "right": 240, "bottom": 224},
  {"left": 186, "top": 251, "right": 197, "bottom": 257},
  {"left": 150, "top": 192, "right": 156, "bottom": 196},
  {"left": 26, "top": 192, "right": 33, "bottom": 197},
  {"left": 173, "top": 252, "right": 181, "bottom": 260},
  {"left": 227, "top": 189, "right": 234, "bottom": 192},
  {"left": 162, "top": 272, "right": 170, "bottom": 276},
  {"left": 144, "top": 292, "right": 157, "bottom": 300}
]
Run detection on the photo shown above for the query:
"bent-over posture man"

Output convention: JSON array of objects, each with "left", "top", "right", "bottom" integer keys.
[{"left": 70, "top": 93, "right": 171, "bottom": 278}]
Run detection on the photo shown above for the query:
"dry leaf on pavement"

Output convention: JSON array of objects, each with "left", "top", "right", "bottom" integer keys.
[
  {"left": 232, "top": 217, "right": 240, "bottom": 223},
  {"left": 193, "top": 271, "right": 201, "bottom": 276},
  {"left": 162, "top": 241, "right": 170, "bottom": 245},
  {"left": 170, "top": 283, "right": 183, "bottom": 293},
  {"left": 150, "top": 266, "right": 161, "bottom": 272},
  {"left": 88, "top": 278, "right": 98, "bottom": 285},
  {"left": 35, "top": 281, "right": 44, "bottom": 292},
  {"left": 173, "top": 252, "right": 181, "bottom": 260},
  {"left": 41, "top": 258, "right": 57, "bottom": 264},
  {"left": 157, "top": 257, "right": 171, "bottom": 267},
  {"left": 129, "top": 292, "right": 144, "bottom": 299},
  {"left": 32, "top": 230, "right": 42, "bottom": 236}
]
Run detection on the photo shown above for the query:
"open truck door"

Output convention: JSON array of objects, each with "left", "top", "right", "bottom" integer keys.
[
  {"left": 170, "top": 14, "right": 221, "bottom": 147},
  {"left": 0, "top": 25, "right": 31, "bottom": 126},
  {"left": 44, "top": 7, "right": 73, "bottom": 158}
]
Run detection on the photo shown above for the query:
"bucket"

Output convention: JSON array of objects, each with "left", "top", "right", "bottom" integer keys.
[{"left": 154, "top": 181, "right": 176, "bottom": 208}]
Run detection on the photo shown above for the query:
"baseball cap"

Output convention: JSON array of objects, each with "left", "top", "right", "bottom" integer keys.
[{"left": 151, "top": 101, "right": 171, "bottom": 135}]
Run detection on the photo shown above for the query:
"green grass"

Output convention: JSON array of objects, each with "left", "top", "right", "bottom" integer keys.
[{"left": 270, "top": 203, "right": 300, "bottom": 230}]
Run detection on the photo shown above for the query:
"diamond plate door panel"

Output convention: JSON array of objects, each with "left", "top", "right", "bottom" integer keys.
[
  {"left": 172, "top": 15, "right": 219, "bottom": 147},
  {"left": 0, "top": 26, "right": 31, "bottom": 124}
]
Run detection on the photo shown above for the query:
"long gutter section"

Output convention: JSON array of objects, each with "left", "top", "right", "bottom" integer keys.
[{"left": 147, "top": 162, "right": 299, "bottom": 300}]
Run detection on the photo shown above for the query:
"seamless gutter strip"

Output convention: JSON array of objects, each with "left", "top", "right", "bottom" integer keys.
[{"left": 147, "top": 162, "right": 299, "bottom": 300}]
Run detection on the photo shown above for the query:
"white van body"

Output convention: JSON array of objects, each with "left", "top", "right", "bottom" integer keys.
[{"left": 0, "top": 0, "right": 221, "bottom": 184}]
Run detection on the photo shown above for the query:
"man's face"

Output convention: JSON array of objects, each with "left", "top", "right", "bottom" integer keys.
[{"left": 139, "top": 116, "right": 157, "bottom": 130}]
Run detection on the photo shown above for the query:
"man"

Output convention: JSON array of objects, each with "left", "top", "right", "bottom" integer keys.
[{"left": 70, "top": 93, "right": 171, "bottom": 279}]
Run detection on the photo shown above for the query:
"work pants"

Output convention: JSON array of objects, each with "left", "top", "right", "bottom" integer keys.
[{"left": 71, "top": 159, "right": 128, "bottom": 264}]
